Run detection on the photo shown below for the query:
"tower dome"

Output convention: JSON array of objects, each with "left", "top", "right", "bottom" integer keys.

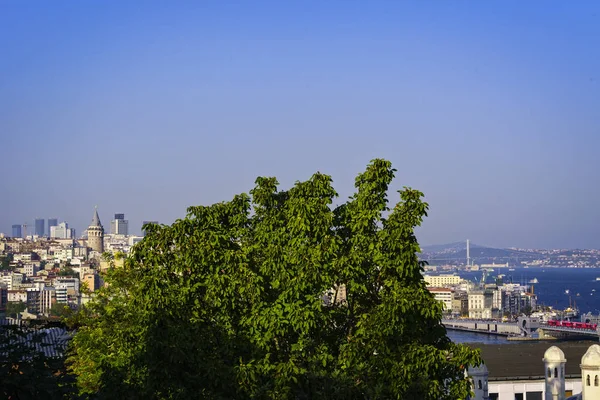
[
  {"left": 580, "top": 345, "right": 600, "bottom": 400},
  {"left": 544, "top": 346, "right": 566, "bottom": 363},
  {"left": 581, "top": 346, "right": 600, "bottom": 367}
]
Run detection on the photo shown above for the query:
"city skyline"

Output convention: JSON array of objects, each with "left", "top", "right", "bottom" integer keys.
[{"left": 2, "top": 2, "right": 600, "bottom": 248}]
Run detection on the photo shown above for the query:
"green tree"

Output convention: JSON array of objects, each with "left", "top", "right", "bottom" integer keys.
[
  {"left": 1, "top": 253, "right": 13, "bottom": 270},
  {"left": 50, "top": 303, "right": 73, "bottom": 319},
  {"left": 0, "top": 321, "right": 76, "bottom": 399},
  {"left": 58, "top": 266, "right": 77, "bottom": 277},
  {"left": 6, "top": 301, "right": 27, "bottom": 318},
  {"left": 68, "top": 159, "right": 480, "bottom": 399}
]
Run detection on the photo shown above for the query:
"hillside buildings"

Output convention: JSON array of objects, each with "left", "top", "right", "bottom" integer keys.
[{"left": 425, "top": 273, "right": 537, "bottom": 319}]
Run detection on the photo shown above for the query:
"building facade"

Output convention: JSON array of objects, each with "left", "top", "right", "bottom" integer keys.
[
  {"left": 34, "top": 218, "right": 45, "bottom": 237},
  {"left": 12, "top": 224, "right": 22, "bottom": 238},
  {"left": 47, "top": 218, "right": 58, "bottom": 236},
  {"left": 110, "top": 213, "right": 129, "bottom": 235},
  {"left": 424, "top": 274, "right": 461, "bottom": 287}
]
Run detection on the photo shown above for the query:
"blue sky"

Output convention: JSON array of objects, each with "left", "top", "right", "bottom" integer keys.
[{"left": 1, "top": 1, "right": 599, "bottom": 249}]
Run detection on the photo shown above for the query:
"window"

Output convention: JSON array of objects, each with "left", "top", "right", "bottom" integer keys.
[
  {"left": 489, "top": 394, "right": 499, "bottom": 400},
  {"left": 596, "top": 375, "right": 599, "bottom": 386},
  {"left": 478, "top": 380, "right": 482, "bottom": 389},
  {"left": 515, "top": 393, "right": 524, "bottom": 400},
  {"left": 554, "top": 367, "right": 558, "bottom": 378},
  {"left": 587, "top": 375, "right": 591, "bottom": 386},
  {"left": 525, "top": 392, "right": 542, "bottom": 400},
  {"left": 547, "top": 368, "right": 551, "bottom": 378}
]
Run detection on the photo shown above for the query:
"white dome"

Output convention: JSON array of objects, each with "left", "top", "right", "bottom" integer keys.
[
  {"left": 581, "top": 345, "right": 600, "bottom": 367},
  {"left": 544, "top": 346, "right": 566, "bottom": 363}
]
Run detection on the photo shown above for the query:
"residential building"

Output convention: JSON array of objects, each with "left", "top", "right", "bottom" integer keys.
[
  {"left": 26, "top": 286, "right": 55, "bottom": 315},
  {"left": 427, "top": 287, "right": 453, "bottom": 313},
  {"left": 468, "top": 290, "right": 494, "bottom": 319},
  {"left": 424, "top": 274, "right": 461, "bottom": 287},
  {"left": 1, "top": 273, "right": 23, "bottom": 290},
  {"left": 0, "top": 285, "right": 7, "bottom": 316},
  {"left": 83, "top": 273, "right": 100, "bottom": 292}
]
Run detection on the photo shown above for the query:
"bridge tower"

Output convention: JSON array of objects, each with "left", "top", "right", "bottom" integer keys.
[
  {"left": 581, "top": 344, "right": 600, "bottom": 400},
  {"left": 543, "top": 346, "right": 566, "bottom": 400}
]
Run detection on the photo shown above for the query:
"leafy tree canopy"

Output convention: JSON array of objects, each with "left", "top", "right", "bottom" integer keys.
[
  {"left": 68, "top": 159, "right": 480, "bottom": 399},
  {"left": 0, "top": 321, "right": 76, "bottom": 399}
]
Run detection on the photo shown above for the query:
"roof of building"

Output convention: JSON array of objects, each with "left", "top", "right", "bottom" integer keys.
[
  {"left": 90, "top": 207, "right": 102, "bottom": 228},
  {"left": 466, "top": 341, "right": 597, "bottom": 380},
  {"left": 543, "top": 345, "right": 566, "bottom": 362},
  {"left": 581, "top": 344, "right": 600, "bottom": 367}
]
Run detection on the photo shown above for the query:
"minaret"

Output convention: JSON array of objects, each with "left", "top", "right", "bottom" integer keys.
[
  {"left": 467, "top": 363, "right": 489, "bottom": 400},
  {"left": 581, "top": 344, "right": 600, "bottom": 400},
  {"left": 87, "top": 206, "right": 104, "bottom": 254},
  {"left": 543, "top": 346, "right": 566, "bottom": 400}
]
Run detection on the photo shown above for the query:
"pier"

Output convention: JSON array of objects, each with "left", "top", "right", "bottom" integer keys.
[{"left": 443, "top": 318, "right": 600, "bottom": 341}]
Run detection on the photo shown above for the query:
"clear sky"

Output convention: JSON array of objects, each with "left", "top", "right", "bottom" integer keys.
[{"left": 1, "top": 1, "right": 599, "bottom": 249}]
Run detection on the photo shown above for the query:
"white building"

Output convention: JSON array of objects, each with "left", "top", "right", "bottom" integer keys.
[
  {"left": 468, "top": 342, "right": 600, "bottom": 400},
  {"left": 1, "top": 273, "right": 23, "bottom": 290},
  {"left": 427, "top": 287, "right": 453, "bottom": 312},
  {"left": 50, "top": 222, "right": 75, "bottom": 239},
  {"left": 468, "top": 290, "right": 493, "bottom": 319},
  {"left": 423, "top": 274, "right": 461, "bottom": 287}
]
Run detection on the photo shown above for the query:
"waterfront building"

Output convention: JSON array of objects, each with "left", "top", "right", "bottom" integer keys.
[
  {"left": 468, "top": 290, "right": 494, "bottom": 319},
  {"left": 87, "top": 207, "right": 104, "bottom": 254},
  {"left": 11, "top": 224, "right": 22, "bottom": 238},
  {"left": 427, "top": 287, "right": 453, "bottom": 313},
  {"left": 110, "top": 213, "right": 129, "bottom": 236},
  {"left": 424, "top": 274, "right": 461, "bottom": 287}
]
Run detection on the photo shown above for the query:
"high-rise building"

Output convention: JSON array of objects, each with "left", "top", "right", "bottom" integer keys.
[
  {"left": 47, "top": 218, "right": 58, "bottom": 236},
  {"left": 111, "top": 213, "right": 129, "bottom": 236},
  {"left": 87, "top": 207, "right": 104, "bottom": 253},
  {"left": 50, "top": 222, "right": 74, "bottom": 239},
  {"left": 12, "top": 224, "right": 22, "bottom": 238},
  {"left": 35, "top": 218, "right": 45, "bottom": 237},
  {"left": 142, "top": 220, "right": 159, "bottom": 237}
]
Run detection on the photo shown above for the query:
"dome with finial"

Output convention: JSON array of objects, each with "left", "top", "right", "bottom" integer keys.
[
  {"left": 543, "top": 346, "right": 566, "bottom": 363},
  {"left": 581, "top": 345, "right": 600, "bottom": 367}
]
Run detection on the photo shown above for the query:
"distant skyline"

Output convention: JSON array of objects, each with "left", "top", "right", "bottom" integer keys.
[{"left": 2, "top": 2, "right": 600, "bottom": 249}]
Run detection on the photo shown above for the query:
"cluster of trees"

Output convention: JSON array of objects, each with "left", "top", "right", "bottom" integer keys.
[{"left": 2, "top": 160, "right": 481, "bottom": 399}]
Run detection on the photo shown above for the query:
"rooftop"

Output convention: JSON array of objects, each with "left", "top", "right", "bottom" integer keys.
[{"left": 466, "top": 341, "right": 597, "bottom": 380}]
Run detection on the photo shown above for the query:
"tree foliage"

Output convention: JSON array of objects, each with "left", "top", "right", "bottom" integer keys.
[
  {"left": 0, "top": 321, "right": 76, "bottom": 399},
  {"left": 6, "top": 301, "right": 27, "bottom": 318},
  {"left": 68, "top": 159, "right": 480, "bottom": 399}
]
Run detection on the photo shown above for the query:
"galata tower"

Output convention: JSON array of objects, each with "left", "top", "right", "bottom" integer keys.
[{"left": 87, "top": 206, "right": 104, "bottom": 253}]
